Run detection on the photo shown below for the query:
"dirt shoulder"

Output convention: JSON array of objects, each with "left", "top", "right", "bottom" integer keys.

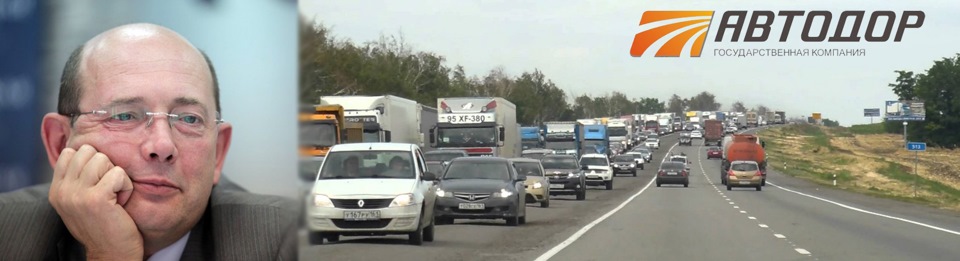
[{"left": 757, "top": 124, "right": 960, "bottom": 212}]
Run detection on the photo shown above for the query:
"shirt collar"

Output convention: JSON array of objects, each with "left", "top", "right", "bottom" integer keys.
[{"left": 146, "top": 231, "right": 191, "bottom": 261}]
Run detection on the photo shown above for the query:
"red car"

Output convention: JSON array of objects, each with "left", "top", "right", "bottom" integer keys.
[{"left": 706, "top": 147, "right": 722, "bottom": 159}]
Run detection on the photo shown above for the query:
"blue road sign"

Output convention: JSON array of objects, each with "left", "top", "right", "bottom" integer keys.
[{"left": 906, "top": 142, "right": 926, "bottom": 151}]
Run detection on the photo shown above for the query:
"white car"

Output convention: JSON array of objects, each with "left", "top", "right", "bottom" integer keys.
[
  {"left": 306, "top": 143, "right": 439, "bottom": 246},
  {"left": 644, "top": 138, "right": 660, "bottom": 149},
  {"left": 690, "top": 130, "right": 704, "bottom": 139},
  {"left": 579, "top": 153, "right": 614, "bottom": 190}
]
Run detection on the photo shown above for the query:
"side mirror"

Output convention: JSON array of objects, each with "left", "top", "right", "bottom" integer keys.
[
  {"left": 761, "top": 141, "right": 766, "bottom": 148},
  {"left": 422, "top": 172, "right": 437, "bottom": 181},
  {"left": 580, "top": 165, "right": 589, "bottom": 171},
  {"left": 498, "top": 126, "right": 506, "bottom": 141},
  {"left": 299, "top": 168, "right": 317, "bottom": 182},
  {"left": 429, "top": 128, "right": 436, "bottom": 144},
  {"left": 516, "top": 175, "right": 527, "bottom": 182},
  {"left": 384, "top": 131, "right": 392, "bottom": 142}
]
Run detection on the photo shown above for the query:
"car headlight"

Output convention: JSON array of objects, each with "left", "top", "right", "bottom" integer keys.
[
  {"left": 630, "top": 163, "right": 636, "bottom": 168},
  {"left": 567, "top": 172, "right": 581, "bottom": 178},
  {"left": 436, "top": 188, "right": 450, "bottom": 197},
  {"left": 389, "top": 193, "right": 415, "bottom": 207},
  {"left": 533, "top": 182, "right": 543, "bottom": 189},
  {"left": 495, "top": 188, "right": 513, "bottom": 198},
  {"left": 312, "top": 194, "right": 334, "bottom": 207}
]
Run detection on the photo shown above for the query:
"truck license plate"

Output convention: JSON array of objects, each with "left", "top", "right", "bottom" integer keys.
[
  {"left": 459, "top": 203, "right": 485, "bottom": 210},
  {"left": 343, "top": 210, "right": 381, "bottom": 221},
  {"left": 550, "top": 184, "right": 565, "bottom": 189}
]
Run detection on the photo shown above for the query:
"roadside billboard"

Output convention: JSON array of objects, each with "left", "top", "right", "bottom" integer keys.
[{"left": 885, "top": 100, "right": 926, "bottom": 121}]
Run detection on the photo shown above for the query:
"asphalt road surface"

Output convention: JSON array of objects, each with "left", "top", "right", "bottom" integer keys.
[{"left": 299, "top": 127, "right": 960, "bottom": 261}]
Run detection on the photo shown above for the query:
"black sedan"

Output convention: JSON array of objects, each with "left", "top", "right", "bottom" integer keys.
[
  {"left": 434, "top": 157, "right": 528, "bottom": 226},
  {"left": 656, "top": 162, "right": 689, "bottom": 188}
]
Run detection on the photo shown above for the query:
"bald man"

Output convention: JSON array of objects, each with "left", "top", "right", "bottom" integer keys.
[{"left": 0, "top": 23, "right": 298, "bottom": 260}]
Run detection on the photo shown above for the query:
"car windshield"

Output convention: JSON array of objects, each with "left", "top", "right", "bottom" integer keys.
[
  {"left": 435, "top": 127, "right": 497, "bottom": 147},
  {"left": 541, "top": 157, "right": 578, "bottom": 169},
  {"left": 613, "top": 155, "right": 634, "bottom": 162},
  {"left": 646, "top": 138, "right": 657, "bottom": 142},
  {"left": 317, "top": 151, "right": 415, "bottom": 179},
  {"left": 660, "top": 162, "right": 685, "bottom": 171},
  {"left": 732, "top": 163, "right": 759, "bottom": 171},
  {"left": 424, "top": 152, "right": 464, "bottom": 162},
  {"left": 426, "top": 162, "right": 445, "bottom": 173},
  {"left": 299, "top": 122, "right": 337, "bottom": 147},
  {"left": 513, "top": 162, "right": 544, "bottom": 178},
  {"left": 671, "top": 157, "right": 686, "bottom": 163},
  {"left": 580, "top": 157, "right": 608, "bottom": 167},
  {"left": 443, "top": 162, "right": 510, "bottom": 180}
]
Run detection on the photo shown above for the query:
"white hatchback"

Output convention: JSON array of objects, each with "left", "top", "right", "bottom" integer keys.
[{"left": 306, "top": 143, "right": 439, "bottom": 246}]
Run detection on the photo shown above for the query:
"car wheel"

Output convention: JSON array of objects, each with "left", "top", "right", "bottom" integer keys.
[
  {"left": 640, "top": 164, "right": 644, "bottom": 170},
  {"left": 756, "top": 185, "right": 762, "bottom": 191},
  {"left": 408, "top": 223, "right": 424, "bottom": 245},
  {"left": 576, "top": 189, "right": 586, "bottom": 200},
  {"left": 325, "top": 233, "right": 340, "bottom": 243},
  {"left": 605, "top": 180, "right": 613, "bottom": 190},
  {"left": 519, "top": 216, "right": 527, "bottom": 225},
  {"left": 762, "top": 179, "right": 766, "bottom": 186},
  {"left": 727, "top": 185, "right": 732, "bottom": 191},
  {"left": 656, "top": 182, "right": 661, "bottom": 187},
  {"left": 633, "top": 169, "right": 638, "bottom": 177},
  {"left": 506, "top": 216, "right": 519, "bottom": 226},
  {"left": 307, "top": 232, "right": 325, "bottom": 245},
  {"left": 435, "top": 217, "right": 450, "bottom": 225},
  {"left": 684, "top": 182, "right": 689, "bottom": 188},
  {"left": 540, "top": 197, "right": 550, "bottom": 208}
]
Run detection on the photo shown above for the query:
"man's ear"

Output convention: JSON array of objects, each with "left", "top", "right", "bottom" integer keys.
[
  {"left": 41, "top": 113, "right": 71, "bottom": 168},
  {"left": 213, "top": 122, "right": 233, "bottom": 185}
]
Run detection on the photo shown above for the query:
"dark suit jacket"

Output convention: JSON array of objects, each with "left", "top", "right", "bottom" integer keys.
[{"left": 0, "top": 176, "right": 301, "bottom": 260}]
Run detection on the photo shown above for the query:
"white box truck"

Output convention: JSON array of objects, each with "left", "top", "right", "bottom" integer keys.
[{"left": 320, "top": 95, "right": 424, "bottom": 145}]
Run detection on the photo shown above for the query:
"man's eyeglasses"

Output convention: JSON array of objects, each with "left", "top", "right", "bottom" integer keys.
[{"left": 68, "top": 104, "right": 224, "bottom": 137}]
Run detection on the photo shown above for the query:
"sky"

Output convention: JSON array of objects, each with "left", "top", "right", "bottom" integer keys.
[{"left": 299, "top": 0, "right": 960, "bottom": 126}]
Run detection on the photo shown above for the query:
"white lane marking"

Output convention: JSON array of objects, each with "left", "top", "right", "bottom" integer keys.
[
  {"left": 728, "top": 202, "right": 734, "bottom": 204},
  {"left": 759, "top": 224, "right": 769, "bottom": 228},
  {"left": 748, "top": 216, "right": 757, "bottom": 220},
  {"left": 733, "top": 206, "right": 740, "bottom": 209},
  {"left": 795, "top": 248, "right": 811, "bottom": 255},
  {"left": 740, "top": 210, "right": 747, "bottom": 213},
  {"left": 769, "top": 182, "right": 960, "bottom": 236},
  {"left": 533, "top": 142, "right": 679, "bottom": 261},
  {"left": 725, "top": 198, "right": 730, "bottom": 200},
  {"left": 774, "top": 234, "right": 786, "bottom": 239}
]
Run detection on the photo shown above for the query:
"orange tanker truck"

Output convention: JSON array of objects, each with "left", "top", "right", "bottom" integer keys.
[{"left": 721, "top": 134, "right": 767, "bottom": 186}]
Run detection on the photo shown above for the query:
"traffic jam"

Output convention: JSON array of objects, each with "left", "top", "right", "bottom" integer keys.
[{"left": 299, "top": 95, "right": 778, "bottom": 245}]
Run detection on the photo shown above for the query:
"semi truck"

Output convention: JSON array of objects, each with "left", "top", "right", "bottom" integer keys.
[
  {"left": 774, "top": 111, "right": 786, "bottom": 124},
  {"left": 703, "top": 119, "right": 724, "bottom": 146},
  {"left": 606, "top": 118, "right": 632, "bottom": 149},
  {"left": 643, "top": 120, "right": 660, "bottom": 134},
  {"left": 299, "top": 104, "right": 364, "bottom": 181},
  {"left": 656, "top": 114, "right": 673, "bottom": 134},
  {"left": 736, "top": 115, "right": 747, "bottom": 129},
  {"left": 580, "top": 124, "right": 610, "bottom": 158},
  {"left": 722, "top": 134, "right": 767, "bottom": 186},
  {"left": 746, "top": 111, "right": 759, "bottom": 127},
  {"left": 319, "top": 95, "right": 426, "bottom": 146},
  {"left": 521, "top": 126, "right": 545, "bottom": 150},
  {"left": 543, "top": 121, "right": 583, "bottom": 158},
  {"left": 430, "top": 97, "right": 520, "bottom": 157}
]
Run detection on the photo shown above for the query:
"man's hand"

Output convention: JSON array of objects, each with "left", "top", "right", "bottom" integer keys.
[{"left": 48, "top": 145, "right": 142, "bottom": 260}]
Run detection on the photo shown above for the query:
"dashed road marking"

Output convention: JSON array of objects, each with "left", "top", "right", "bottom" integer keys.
[
  {"left": 759, "top": 224, "right": 769, "bottom": 228},
  {"left": 774, "top": 234, "right": 786, "bottom": 239},
  {"left": 795, "top": 248, "right": 811, "bottom": 255},
  {"left": 748, "top": 216, "right": 756, "bottom": 220},
  {"left": 740, "top": 210, "right": 747, "bottom": 213}
]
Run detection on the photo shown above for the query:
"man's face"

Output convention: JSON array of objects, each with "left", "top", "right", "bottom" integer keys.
[{"left": 65, "top": 32, "right": 225, "bottom": 239}]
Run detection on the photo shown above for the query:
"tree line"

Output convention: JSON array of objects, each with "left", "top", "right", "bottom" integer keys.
[
  {"left": 300, "top": 20, "right": 778, "bottom": 126},
  {"left": 884, "top": 53, "right": 960, "bottom": 148}
]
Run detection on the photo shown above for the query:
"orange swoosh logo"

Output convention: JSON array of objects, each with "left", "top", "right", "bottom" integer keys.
[{"left": 630, "top": 11, "right": 714, "bottom": 57}]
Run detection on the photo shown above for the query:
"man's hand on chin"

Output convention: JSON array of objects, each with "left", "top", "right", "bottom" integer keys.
[{"left": 48, "top": 144, "right": 142, "bottom": 260}]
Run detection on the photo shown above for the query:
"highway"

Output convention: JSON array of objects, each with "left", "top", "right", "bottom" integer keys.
[{"left": 298, "top": 127, "right": 960, "bottom": 261}]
